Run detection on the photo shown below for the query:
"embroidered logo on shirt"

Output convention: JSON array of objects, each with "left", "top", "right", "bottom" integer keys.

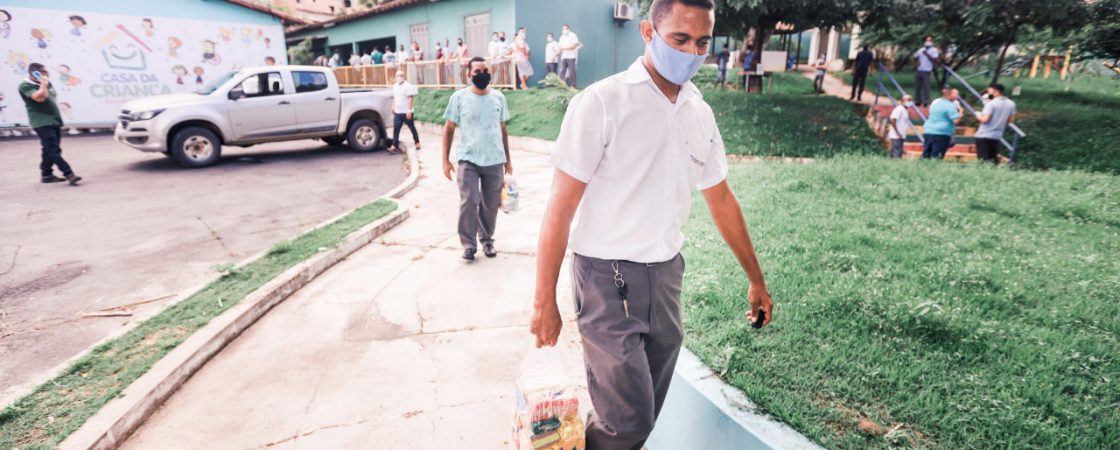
[{"left": 689, "top": 154, "right": 705, "bottom": 166}]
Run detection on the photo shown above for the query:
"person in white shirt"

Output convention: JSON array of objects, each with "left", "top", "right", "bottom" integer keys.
[
  {"left": 973, "top": 83, "right": 1016, "bottom": 164},
  {"left": 913, "top": 35, "right": 940, "bottom": 107},
  {"left": 888, "top": 94, "right": 915, "bottom": 158},
  {"left": 383, "top": 46, "right": 397, "bottom": 66},
  {"left": 360, "top": 52, "right": 372, "bottom": 66},
  {"left": 410, "top": 41, "right": 425, "bottom": 84},
  {"left": 328, "top": 52, "right": 340, "bottom": 68},
  {"left": 557, "top": 24, "right": 582, "bottom": 87},
  {"left": 531, "top": 0, "right": 773, "bottom": 447},
  {"left": 544, "top": 32, "right": 559, "bottom": 75},
  {"left": 389, "top": 69, "right": 420, "bottom": 153},
  {"left": 348, "top": 53, "right": 360, "bottom": 67},
  {"left": 457, "top": 38, "right": 471, "bottom": 85},
  {"left": 513, "top": 27, "right": 533, "bottom": 90}
]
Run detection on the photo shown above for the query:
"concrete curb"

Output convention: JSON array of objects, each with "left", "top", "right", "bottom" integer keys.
[
  {"left": 648, "top": 348, "right": 825, "bottom": 450},
  {"left": 57, "top": 147, "right": 420, "bottom": 450}
]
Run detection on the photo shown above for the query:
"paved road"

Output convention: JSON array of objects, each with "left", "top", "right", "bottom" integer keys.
[
  {"left": 119, "top": 131, "right": 590, "bottom": 449},
  {"left": 0, "top": 133, "right": 406, "bottom": 406}
]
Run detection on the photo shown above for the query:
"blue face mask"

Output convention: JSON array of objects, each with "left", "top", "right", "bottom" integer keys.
[{"left": 648, "top": 25, "right": 705, "bottom": 85}]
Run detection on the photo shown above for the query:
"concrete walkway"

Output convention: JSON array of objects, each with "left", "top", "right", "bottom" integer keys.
[{"left": 119, "top": 132, "right": 590, "bottom": 449}]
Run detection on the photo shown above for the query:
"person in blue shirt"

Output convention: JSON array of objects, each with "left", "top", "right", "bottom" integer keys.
[
  {"left": 739, "top": 47, "right": 754, "bottom": 92},
  {"left": 442, "top": 56, "right": 513, "bottom": 260},
  {"left": 714, "top": 42, "right": 729, "bottom": 88},
  {"left": 921, "top": 88, "right": 962, "bottom": 159}
]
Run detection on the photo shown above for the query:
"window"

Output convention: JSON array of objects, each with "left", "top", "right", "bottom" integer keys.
[
  {"left": 237, "top": 72, "right": 284, "bottom": 97},
  {"left": 464, "top": 13, "right": 489, "bottom": 61},
  {"left": 293, "top": 71, "right": 329, "bottom": 93},
  {"left": 410, "top": 22, "right": 429, "bottom": 58}
]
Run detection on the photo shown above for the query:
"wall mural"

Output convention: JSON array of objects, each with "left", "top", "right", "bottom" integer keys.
[{"left": 0, "top": 6, "right": 287, "bottom": 126}]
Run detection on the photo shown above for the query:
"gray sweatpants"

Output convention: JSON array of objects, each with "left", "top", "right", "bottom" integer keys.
[
  {"left": 915, "top": 70, "right": 932, "bottom": 106},
  {"left": 457, "top": 160, "right": 503, "bottom": 250},
  {"left": 572, "top": 253, "right": 685, "bottom": 450}
]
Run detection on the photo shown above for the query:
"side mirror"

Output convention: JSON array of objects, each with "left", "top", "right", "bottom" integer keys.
[{"left": 228, "top": 88, "right": 244, "bottom": 100}]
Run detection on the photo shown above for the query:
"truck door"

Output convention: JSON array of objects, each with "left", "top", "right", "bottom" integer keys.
[
  {"left": 226, "top": 71, "right": 296, "bottom": 141},
  {"left": 291, "top": 71, "right": 339, "bottom": 134}
]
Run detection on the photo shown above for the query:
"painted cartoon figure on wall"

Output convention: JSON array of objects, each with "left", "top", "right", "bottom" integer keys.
[
  {"left": 69, "top": 15, "right": 87, "bottom": 37},
  {"left": 219, "top": 27, "right": 232, "bottom": 42},
  {"left": 6, "top": 50, "right": 29, "bottom": 73},
  {"left": 193, "top": 66, "right": 204, "bottom": 85},
  {"left": 0, "top": 10, "right": 10, "bottom": 39},
  {"left": 201, "top": 40, "right": 221, "bottom": 65},
  {"left": 56, "top": 64, "right": 81, "bottom": 88},
  {"left": 240, "top": 27, "right": 253, "bottom": 44},
  {"left": 172, "top": 65, "right": 187, "bottom": 85},
  {"left": 264, "top": 36, "right": 271, "bottom": 49},
  {"left": 168, "top": 37, "right": 182, "bottom": 58},
  {"left": 30, "top": 28, "right": 51, "bottom": 49},
  {"left": 141, "top": 18, "right": 154, "bottom": 38}
]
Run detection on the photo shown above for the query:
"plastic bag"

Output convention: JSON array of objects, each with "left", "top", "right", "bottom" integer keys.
[
  {"left": 500, "top": 176, "right": 520, "bottom": 214},
  {"left": 509, "top": 347, "right": 585, "bottom": 450}
]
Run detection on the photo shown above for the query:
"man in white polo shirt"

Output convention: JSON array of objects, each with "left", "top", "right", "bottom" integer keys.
[
  {"left": 530, "top": 0, "right": 773, "bottom": 447},
  {"left": 557, "top": 24, "right": 582, "bottom": 87}
]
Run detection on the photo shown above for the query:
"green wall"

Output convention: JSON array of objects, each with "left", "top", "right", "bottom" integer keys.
[
  {"left": 514, "top": 0, "right": 646, "bottom": 88},
  {"left": 288, "top": 0, "right": 516, "bottom": 61},
  {"left": 286, "top": 0, "right": 644, "bottom": 89}
]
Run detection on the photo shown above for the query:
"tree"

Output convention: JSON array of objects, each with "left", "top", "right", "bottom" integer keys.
[
  {"left": 1084, "top": 0, "right": 1120, "bottom": 65},
  {"left": 715, "top": 0, "right": 860, "bottom": 70},
  {"left": 964, "top": 0, "right": 1087, "bottom": 84},
  {"left": 288, "top": 37, "right": 314, "bottom": 65}
]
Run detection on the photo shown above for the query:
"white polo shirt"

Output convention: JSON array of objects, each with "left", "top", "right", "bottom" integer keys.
[{"left": 551, "top": 58, "right": 729, "bottom": 263}]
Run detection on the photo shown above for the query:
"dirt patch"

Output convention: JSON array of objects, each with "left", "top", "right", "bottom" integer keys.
[{"left": 0, "top": 261, "right": 90, "bottom": 301}]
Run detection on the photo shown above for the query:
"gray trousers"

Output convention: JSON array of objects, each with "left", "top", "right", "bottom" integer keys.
[
  {"left": 572, "top": 253, "right": 685, "bottom": 450},
  {"left": 457, "top": 160, "right": 503, "bottom": 250},
  {"left": 559, "top": 58, "right": 577, "bottom": 87},
  {"left": 890, "top": 138, "right": 904, "bottom": 158},
  {"left": 915, "top": 70, "right": 932, "bottom": 106}
]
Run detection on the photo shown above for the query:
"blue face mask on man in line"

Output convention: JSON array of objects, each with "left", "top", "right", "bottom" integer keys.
[{"left": 648, "top": 24, "right": 706, "bottom": 86}]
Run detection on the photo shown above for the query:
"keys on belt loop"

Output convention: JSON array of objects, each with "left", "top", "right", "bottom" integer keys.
[{"left": 611, "top": 261, "right": 630, "bottom": 318}]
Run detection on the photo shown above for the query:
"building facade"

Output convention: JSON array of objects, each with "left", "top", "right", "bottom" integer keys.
[
  {"left": 285, "top": 0, "right": 646, "bottom": 88},
  {"left": 0, "top": 0, "right": 295, "bottom": 127}
]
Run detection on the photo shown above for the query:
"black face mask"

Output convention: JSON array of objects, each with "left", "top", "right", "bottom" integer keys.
[
  {"left": 471, "top": 72, "right": 491, "bottom": 89},
  {"left": 499, "top": 37, "right": 506, "bottom": 42}
]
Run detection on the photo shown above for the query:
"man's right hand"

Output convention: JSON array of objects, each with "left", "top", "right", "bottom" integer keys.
[
  {"left": 38, "top": 74, "right": 50, "bottom": 86},
  {"left": 442, "top": 159, "right": 454, "bottom": 181},
  {"left": 530, "top": 299, "right": 562, "bottom": 348}
]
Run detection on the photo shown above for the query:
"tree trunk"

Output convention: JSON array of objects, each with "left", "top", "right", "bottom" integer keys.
[
  {"left": 750, "top": 27, "right": 773, "bottom": 71},
  {"left": 991, "top": 25, "right": 1018, "bottom": 85}
]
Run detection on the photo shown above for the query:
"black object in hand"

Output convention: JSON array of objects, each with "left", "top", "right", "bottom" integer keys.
[{"left": 752, "top": 310, "right": 766, "bottom": 329}]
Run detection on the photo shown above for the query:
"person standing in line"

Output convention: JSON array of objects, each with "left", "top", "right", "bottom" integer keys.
[
  {"left": 530, "top": 1, "right": 773, "bottom": 447},
  {"left": 457, "top": 38, "right": 471, "bottom": 85},
  {"left": 739, "top": 46, "right": 754, "bottom": 92},
  {"left": 557, "top": 24, "right": 582, "bottom": 87},
  {"left": 545, "top": 32, "right": 560, "bottom": 75},
  {"left": 360, "top": 51, "right": 372, "bottom": 66},
  {"left": 921, "top": 88, "right": 961, "bottom": 159},
  {"left": 389, "top": 69, "right": 421, "bottom": 154},
  {"left": 812, "top": 54, "right": 827, "bottom": 94},
  {"left": 410, "top": 41, "right": 425, "bottom": 85},
  {"left": 513, "top": 27, "right": 533, "bottom": 90},
  {"left": 888, "top": 94, "right": 915, "bottom": 158},
  {"left": 913, "top": 36, "right": 939, "bottom": 107},
  {"left": 435, "top": 40, "right": 445, "bottom": 82},
  {"left": 328, "top": 51, "right": 341, "bottom": 68},
  {"left": 442, "top": 38, "right": 455, "bottom": 85},
  {"left": 714, "top": 42, "right": 729, "bottom": 88},
  {"left": 973, "top": 83, "right": 1016, "bottom": 164},
  {"left": 442, "top": 57, "right": 513, "bottom": 261},
  {"left": 372, "top": 46, "right": 384, "bottom": 65},
  {"left": 850, "top": 44, "right": 873, "bottom": 101},
  {"left": 19, "top": 63, "right": 81, "bottom": 185},
  {"left": 383, "top": 46, "right": 397, "bottom": 66},
  {"left": 348, "top": 52, "right": 360, "bottom": 67}
]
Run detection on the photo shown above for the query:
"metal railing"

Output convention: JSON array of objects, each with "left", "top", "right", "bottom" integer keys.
[
  {"left": 331, "top": 58, "right": 519, "bottom": 89},
  {"left": 873, "top": 62, "right": 927, "bottom": 144},
  {"left": 943, "top": 65, "right": 1026, "bottom": 162}
]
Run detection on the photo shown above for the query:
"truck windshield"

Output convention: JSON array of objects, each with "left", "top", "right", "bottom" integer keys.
[{"left": 196, "top": 71, "right": 238, "bottom": 95}]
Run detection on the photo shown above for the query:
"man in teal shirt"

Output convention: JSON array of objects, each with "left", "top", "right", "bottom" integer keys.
[
  {"left": 371, "top": 47, "right": 383, "bottom": 65},
  {"left": 442, "top": 57, "right": 513, "bottom": 261},
  {"left": 921, "top": 88, "right": 961, "bottom": 159},
  {"left": 18, "top": 62, "right": 81, "bottom": 184}
]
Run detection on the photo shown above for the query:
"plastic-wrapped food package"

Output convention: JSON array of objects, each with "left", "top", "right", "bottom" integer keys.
[
  {"left": 509, "top": 348, "right": 584, "bottom": 450},
  {"left": 500, "top": 176, "right": 520, "bottom": 213}
]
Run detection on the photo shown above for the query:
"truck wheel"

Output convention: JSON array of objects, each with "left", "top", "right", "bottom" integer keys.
[
  {"left": 322, "top": 136, "right": 345, "bottom": 146},
  {"left": 347, "top": 119, "right": 382, "bottom": 152},
  {"left": 171, "top": 127, "right": 222, "bottom": 168}
]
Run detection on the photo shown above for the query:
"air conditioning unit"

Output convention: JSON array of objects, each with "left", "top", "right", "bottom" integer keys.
[{"left": 614, "top": 1, "right": 634, "bottom": 21}]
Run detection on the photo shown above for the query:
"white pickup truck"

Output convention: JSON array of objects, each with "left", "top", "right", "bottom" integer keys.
[{"left": 115, "top": 65, "right": 394, "bottom": 168}]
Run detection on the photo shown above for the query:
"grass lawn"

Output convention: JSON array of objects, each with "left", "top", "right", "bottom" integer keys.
[
  {"left": 416, "top": 67, "right": 880, "bottom": 159},
  {"left": 681, "top": 157, "right": 1119, "bottom": 449},
  {"left": 0, "top": 200, "right": 397, "bottom": 450},
  {"left": 853, "top": 68, "right": 1120, "bottom": 174}
]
